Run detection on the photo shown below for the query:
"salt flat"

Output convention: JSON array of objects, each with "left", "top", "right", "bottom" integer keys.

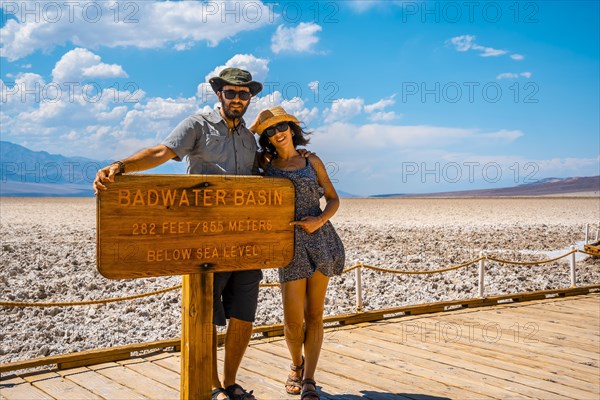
[{"left": 1, "top": 197, "right": 599, "bottom": 364}]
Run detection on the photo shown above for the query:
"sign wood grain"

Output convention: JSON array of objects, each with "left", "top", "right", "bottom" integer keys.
[{"left": 97, "top": 174, "right": 295, "bottom": 279}]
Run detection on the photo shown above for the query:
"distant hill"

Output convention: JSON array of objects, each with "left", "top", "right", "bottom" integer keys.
[
  {"left": 2, "top": 141, "right": 598, "bottom": 198},
  {"left": 0, "top": 141, "right": 111, "bottom": 196},
  {"left": 372, "top": 176, "right": 600, "bottom": 198}
]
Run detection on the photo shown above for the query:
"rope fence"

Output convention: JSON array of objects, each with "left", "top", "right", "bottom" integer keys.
[{"left": 1, "top": 245, "right": 597, "bottom": 310}]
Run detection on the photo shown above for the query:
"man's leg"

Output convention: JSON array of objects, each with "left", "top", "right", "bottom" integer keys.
[
  {"left": 222, "top": 317, "right": 253, "bottom": 387},
  {"left": 212, "top": 273, "right": 230, "bottom": 399},
  {"left": 220, "top": 270, "right": 261, "bottom": 399}
]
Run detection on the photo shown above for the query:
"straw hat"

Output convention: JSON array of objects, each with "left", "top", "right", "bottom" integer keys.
[
  {"left": 209, "top": 67, "right": 263, "bottom": 96},
  {"left": 250, "top": 106, "right": 300, "bottom": 135}
]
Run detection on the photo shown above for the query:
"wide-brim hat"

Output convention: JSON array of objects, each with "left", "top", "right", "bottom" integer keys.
[
  {"left": 250, "top": 106, "right": 300, "bottom": 135},
  {"left": 209, "top": 67, "right": 263, "bottom": 96}
]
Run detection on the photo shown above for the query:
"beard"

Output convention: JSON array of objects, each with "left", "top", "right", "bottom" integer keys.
[{"left": 222, "top": 100, "right": 249, "bottom": 120}]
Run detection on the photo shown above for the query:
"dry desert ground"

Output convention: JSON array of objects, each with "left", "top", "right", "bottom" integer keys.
[{"left": 1, "top": 197, "right": 599, "bottom": 364}]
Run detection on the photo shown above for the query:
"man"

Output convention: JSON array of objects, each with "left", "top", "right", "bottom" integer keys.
[{"left": 93, "top": 67, "right": 264, "bottom": 400}]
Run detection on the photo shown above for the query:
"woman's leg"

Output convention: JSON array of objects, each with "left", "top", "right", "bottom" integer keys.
[
  {"left": 281, "top": 278, "right": 307, "bottom": 392},
  {"left": 303, "top": 271, "right": 330, "bottom": 384}
]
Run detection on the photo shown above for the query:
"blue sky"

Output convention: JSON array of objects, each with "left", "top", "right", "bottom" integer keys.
[{"left": 1, "top": 0, "right": 598, "bottom": 196}]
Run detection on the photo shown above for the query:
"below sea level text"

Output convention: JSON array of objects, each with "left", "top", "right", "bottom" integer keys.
[{"left": 147, "top": 245, "right": 260, "bottom": 262}]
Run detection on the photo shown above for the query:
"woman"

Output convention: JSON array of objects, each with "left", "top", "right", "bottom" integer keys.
[{"left": 250, "top": 106, "right": 345, "bottom": 400}]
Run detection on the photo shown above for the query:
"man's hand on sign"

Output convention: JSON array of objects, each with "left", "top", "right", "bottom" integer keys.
[
  {"left": 93, "top": 162, "right": 123, "bottom": 194},
  {"left": 290, "top": 215, "right": 324, "bottom": 234}
]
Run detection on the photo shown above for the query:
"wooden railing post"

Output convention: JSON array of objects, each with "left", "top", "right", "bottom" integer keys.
[
  {"left": 478, "top": 251, "right": 486, "bottom": 298},
  {"left": 570, "top": 246, "right": 577, "bottom": 288},
  {"left": 355, "top": 259, "right": 364, "bottom": 313}
]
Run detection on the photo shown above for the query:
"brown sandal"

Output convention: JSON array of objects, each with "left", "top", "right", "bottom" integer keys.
[
  {"left": 301, "top": 378, "right": 320, "bottom": 400},
  {"left": 285, "top": 356, "right": 304, "bottom": 395}
]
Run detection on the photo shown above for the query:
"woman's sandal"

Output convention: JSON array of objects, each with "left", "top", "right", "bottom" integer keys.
[
  {"left": 300, "top": 378, "right": 320, "bottom": 400},
  {"left": 225, "top": 383, "right": 255, "bottom": 400},
  {"left": 212, "top": 387, "right": 230, "bottom": 400},
  {"left": 285, "top": 356, "right": 304, "bottom": 395}
]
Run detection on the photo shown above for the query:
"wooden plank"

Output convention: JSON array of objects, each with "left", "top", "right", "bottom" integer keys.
[
  {"left": 519, "top": 301, "right": 600, "bottom": 320},
  {"left": 97, "top": 174, "right": 295, "bottom": 278},
  {"left": 419, "top": 314, "right": 600, "bottom": 374},
  {"left": 215, "top": 344, "right": 300, "bottom": 400},
  {"left": 476, "top": 306, "right": 600, "bottom": 338},
  {"left": 2, "top": 291, "right": 598, "bottom": 376},
  {"left": 150, "top": 354, "right": 181, "bottom": 373},
  {"left": 0, "top": 338, "right": 180, "bottom": 374},
  {"left": 259, "top": 337, "right": 497, "bottom": 399},
  {"left": 118, "top": 358, "right": 179, "bottom": 390},
  {"left": 181, "top": 273, "right": 212, "bottom": 400},
  {"left": 241, "top": 340, "right": 413, "bottom": 400},
  {"left": 57, "top": 352, "right": 131, "bottom": 370},
  {"left": 359, "top": 322, "right": 599, "bottom": 398},
  {"left": 415, "top": 315, "right": 600, "bottom": 377},
  {"left": 325, "top": 328, "right": 554, "bottom": 399},
  {"left": 441, "top": 309, "right": 600, "bottom": 354},
  {"left": 0, "top": 375, "right": 52, "bottom": 400},
  {"left": 55, "top": 367, "right": 147, "bottom": 399},
  {"left": 87, "top": 362, "right": 178, "bottom": 399},
  {"left": 20, "top": 370, "right": 102, "bottom": 400},
  {"left": 500, "top": 307, "right": 600, "bottom": 332}
]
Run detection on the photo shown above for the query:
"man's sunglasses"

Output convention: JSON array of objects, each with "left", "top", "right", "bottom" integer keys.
[
  {"left": 221, "top": 89, "right": 251, "bottom": 101},
  {"left": 264, "top": 122, "right": 290, "bottom": 137}
]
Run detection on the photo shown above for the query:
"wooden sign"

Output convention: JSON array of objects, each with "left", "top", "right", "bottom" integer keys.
[{"left": 96, "top": 174, "right": 295, "bottom": 279}]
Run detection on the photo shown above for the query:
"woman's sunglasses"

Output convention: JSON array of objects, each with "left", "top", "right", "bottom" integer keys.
[
  {"left": 221, "top": 89, "right": 251, "bottom": 101},
  {"left": 264, "top": 122, "right": 290, "bottom": 137}
]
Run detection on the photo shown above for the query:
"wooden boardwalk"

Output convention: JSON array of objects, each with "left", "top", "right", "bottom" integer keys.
[{"left": 1, "top": 293, "right": 599, "bottom": 399}]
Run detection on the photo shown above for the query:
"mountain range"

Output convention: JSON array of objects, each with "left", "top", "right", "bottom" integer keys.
[{"left": 0, "top": 141, "right": 598, "bottom": 197}]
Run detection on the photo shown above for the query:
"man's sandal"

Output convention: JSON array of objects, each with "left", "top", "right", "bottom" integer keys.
[
  {"left": 225, "top": 383, "right": 255, "bottom": 400},
  {"left": 212, "top": 387, "right": 230, "bottom": 400},
  {"left": 300, "top": 378, "right": 320, "bottom": 400},
  {"left": 285, "top": 356, "right": 304, "bottom": 395}
]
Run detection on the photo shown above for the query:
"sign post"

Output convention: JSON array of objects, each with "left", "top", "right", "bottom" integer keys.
[{"left": 97, "top": 174, "right": 295, "bottom": 399}]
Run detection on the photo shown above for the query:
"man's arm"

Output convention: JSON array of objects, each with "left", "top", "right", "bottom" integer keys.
[{"left": 93, "top": 144, "right": 176, "bottom": 194}]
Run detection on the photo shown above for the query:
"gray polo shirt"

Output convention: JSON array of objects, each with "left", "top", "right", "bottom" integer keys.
[{"left": 162, "top": 108, "right": 258, "bottom": 175}]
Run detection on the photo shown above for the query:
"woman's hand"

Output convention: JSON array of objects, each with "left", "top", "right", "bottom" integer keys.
[{"left": 290, "top": 216, "right": 324, "bottom": 234}]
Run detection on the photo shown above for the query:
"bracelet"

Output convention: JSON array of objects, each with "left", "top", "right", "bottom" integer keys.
[{"left": 111, "top": 160, "right": 126, "bottom": 174}]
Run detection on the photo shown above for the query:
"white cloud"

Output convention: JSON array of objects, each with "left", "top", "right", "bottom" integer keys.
[
  {"left": 496, "top": 72, "right": 533, "bottom": 80},
  {"left": 308, "top": 81, "right": 319, "bottom": 95},
  {"left": 244, "top": 91, "right": 318, "bottom": 128},
  {"left": 511, "top": 54, "right": 525, "bottom": 61},
  {"left": 364, "top": 95, "right": 396, "bottom": 113},
  {"left": 449, "top": 35, "right": 476, "bottom": 52},
  {"left": 1, "top": 1, "right": 273, "bottom": 61},
  {"left": 367, "top": 111, "right": 398, "bottom": 122},
  {"left": 481, "top": 129, "right": 523, "bottom": 141},
  {"left": 271, "top": 23, "right": 322, "bottom": 54},
  {"left": 364, "top": 95, "right": 398, "bottom": 121},
  {"left": 323, "top": 98, "right": 364, "bottom": 124},
  {"left": 448, "top": 35, "right": 508, "bottom": 57},
  {"left": 281, "top": 98, "right": 319, "bottom": 125},
  {"left": 52, "top": 48, "right": 127, "bottom": 82},
  {"left": 204, "top": 54, "right": 269, "bottom": 84},
  {"left": 314, "top": 123, "right": 522, "bottom": 152}
]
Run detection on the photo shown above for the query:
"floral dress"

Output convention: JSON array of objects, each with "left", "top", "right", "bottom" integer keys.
[{"left": 266, "top": 159, "right": 345, "bottom": 283}]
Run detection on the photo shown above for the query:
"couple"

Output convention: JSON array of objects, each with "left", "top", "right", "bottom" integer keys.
[{"left": 93, "top": 68, "right": 345, "bottom": 400}]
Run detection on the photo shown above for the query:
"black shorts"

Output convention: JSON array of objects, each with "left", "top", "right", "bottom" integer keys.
[{"left": 213, "top": 269, "right": 263, "bottom": 326}]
